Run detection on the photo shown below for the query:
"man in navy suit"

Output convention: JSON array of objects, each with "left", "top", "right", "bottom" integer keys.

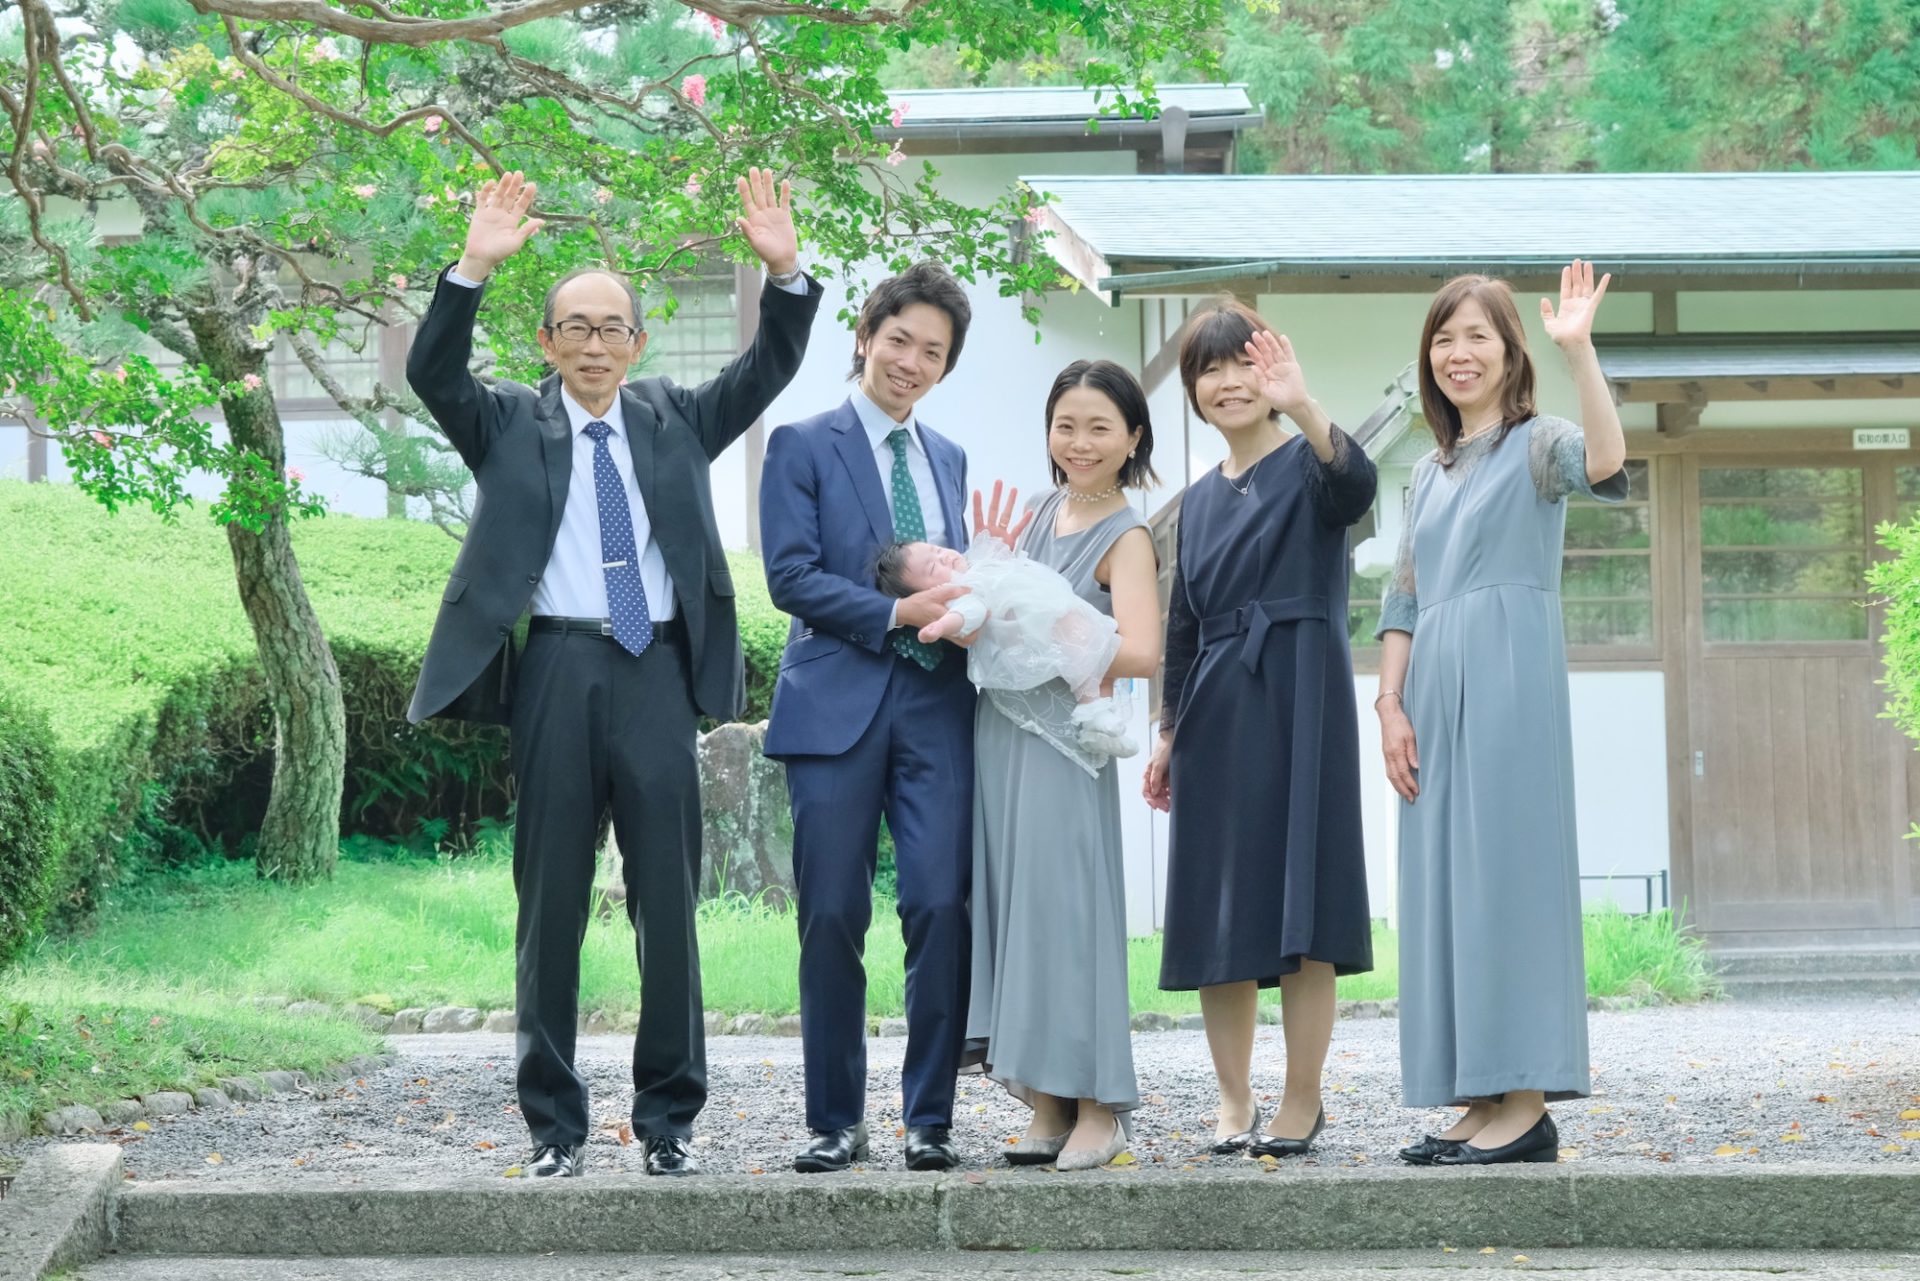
[{"left": 759, "top": 262, "right": 979, "bottom": 1172}]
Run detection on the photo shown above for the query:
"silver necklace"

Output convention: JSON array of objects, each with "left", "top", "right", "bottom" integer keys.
[
  {"left": 1223, "top": 462, "right": 1257, "bottom": 497},
  {"left": 1063, "top": 484, "right": 1120, "bottom": 504}
]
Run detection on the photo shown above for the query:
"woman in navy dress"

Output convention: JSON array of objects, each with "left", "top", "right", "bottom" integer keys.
[{"left": 1144, "top": 300, "right": 1376, "bottom": 1158}]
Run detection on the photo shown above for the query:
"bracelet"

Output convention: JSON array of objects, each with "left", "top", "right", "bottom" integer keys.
[
  {"left": 766, "top": 266, "right": 804, "bottom": 287},
  {"left": 1373, "top": 689, "right": 1402, "bottom": 707}
]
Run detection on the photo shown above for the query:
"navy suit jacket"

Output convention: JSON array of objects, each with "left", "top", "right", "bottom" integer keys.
[{"left": 759, "top": 399, "right": 969, "bottom": 758}]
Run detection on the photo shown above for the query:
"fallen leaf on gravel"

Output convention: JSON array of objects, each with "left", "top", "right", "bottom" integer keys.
[
  {"left": 1900, "top": 1109, "right": 1920, "bottom": 1121},
  {"left": 1778, "top": 1134, "right": 1806, "bottom": 1143},
  {"left": 292, "top": 1158, "right": 306, "bottom": 1167},
  {"left": 1811, "top": 1095, "right": 1832, "bottom": 1103},
  {"left": 965, "top": 1172, "right": 986, "bottom": 1184},
  {"left": 1586, "top": 1106, "right": 1612, "bottom": 1115},
  {"left": 1109, "top": 1153, "right": 1136, "bottom": 1167},
  {"left": 502, "top": 1166, "right": 523, "bottom": 1178},
  {"left": 735, "top": 1111, "right": 747, "bottom": 1119},
  {"left": 1883, "top": 1144, "right": 1904, "bottom": 1154},
  {"left": 1557, "top": 1148, "right": 1581, "bottom": 1161},
  {"left": 205, "top": 1153, "right": 223, "bottom": 1165},
  {"left": 132, "top": 1121, "right": 150, "bottom": 1132},
  {"left": 749, "top": 1167, "right": 764, "bottom": 1175},
  {"left": 895, "top": 1125, "right": 906, "bottom": 1138},
  {"left": 1147, "top": 1094, "right": 1166, "bottom": 1106},
  {"left": 1479, "top": 1247, "right": 1496, "bottom": 1255},
  {"left": 473, "top": 1142, "right": 495, "bottom": 1151},
  {"left": 435, "top": 1112, "right": 455, "bottom": 1130},
  {"left": 1902, "top": 1130, "right": 1920, "bottom": 1140},
  {"left": 1867, "top": 1127, "right": 1882, "bottom": 1137},
  {"left": 1441, "top": 1246, "right": 1457, "bottom": 1254},
  {"left": 1712, "top": 1144, "right": 1742, "bottom": 1156},
  {"left": 1514, "top": 1255, "right": 1531, "bottom": 1262}
]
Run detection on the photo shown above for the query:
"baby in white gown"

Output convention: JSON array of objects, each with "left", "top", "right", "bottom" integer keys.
[{"left": 875, "top": 534, "right": 1137, "bottom": 760}]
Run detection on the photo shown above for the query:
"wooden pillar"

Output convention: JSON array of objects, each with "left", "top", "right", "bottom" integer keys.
[{"left": 25, "top": 417, "right": 47, "bottom": 482}]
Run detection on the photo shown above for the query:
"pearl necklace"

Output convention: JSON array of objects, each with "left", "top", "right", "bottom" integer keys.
[{"left": 1063, "top": 484, "right": 1120, "bottom": 504}]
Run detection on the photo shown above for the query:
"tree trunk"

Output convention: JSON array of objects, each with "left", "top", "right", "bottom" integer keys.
[{"left": 188, "top": 306, "right": 346, "bottom": 882}]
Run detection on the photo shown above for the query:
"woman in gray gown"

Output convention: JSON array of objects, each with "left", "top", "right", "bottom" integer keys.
[
  {"left": 965, "top": 360, "right": 1161, "bottom": 1171},
  {"left": 1376, "top": 261, "right": 1627, "bottom": 1166}
]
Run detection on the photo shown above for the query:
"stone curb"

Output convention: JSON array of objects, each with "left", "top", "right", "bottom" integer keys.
[
  {"left": 26, "top": 1055, "right": 396, "bottom": 1140},
  {"left": 257, "top": 993, "right": 1671, "bottom": 1038},
  {"left": 0, "top": 1144, "right": 122, "bottom": 1281},
  {"left": 111, "top": 1163, "right": 1917, "bottom": 1257}
]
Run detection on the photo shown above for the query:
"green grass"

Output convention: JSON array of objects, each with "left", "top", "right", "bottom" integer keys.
[
  {"left": 19, "top": 850, "right": 1711, "bottom": 1020},
  {"left": 0, "top": 968, "right": 380, "bottom": 1136}
]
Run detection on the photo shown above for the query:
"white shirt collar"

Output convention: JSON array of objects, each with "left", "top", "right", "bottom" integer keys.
[
  {"left": 560, "top": 385, "right": 626, "bottom": 439},
  {"left": 850, "top": 386, "right": 923, "bottom": 456}
]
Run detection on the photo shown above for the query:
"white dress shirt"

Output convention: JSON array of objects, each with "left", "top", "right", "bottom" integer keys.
[
  {"left": 535, "top": 387, "right": 676, "bottom": 621},
  {"left": 851, "top": 386, "right": 946, "bottom": 547}
]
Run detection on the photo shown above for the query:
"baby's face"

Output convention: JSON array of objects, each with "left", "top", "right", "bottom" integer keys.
[{"left": 901, "top": 542, "right": 969, "bottom": 589}]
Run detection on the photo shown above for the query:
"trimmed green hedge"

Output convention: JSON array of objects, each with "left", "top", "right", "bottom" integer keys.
[{"left": 0, "top": 480, "right": 788, "bottom": 941}]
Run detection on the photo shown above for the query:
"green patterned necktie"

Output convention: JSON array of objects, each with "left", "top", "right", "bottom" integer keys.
[{"left": 887, "top": 427, "right": 944, "bottom": 671}]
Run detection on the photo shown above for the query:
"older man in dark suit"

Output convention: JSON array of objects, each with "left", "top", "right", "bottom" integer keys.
[{"left": 406, "top": 168, "right": 820, "bottom": 1179}]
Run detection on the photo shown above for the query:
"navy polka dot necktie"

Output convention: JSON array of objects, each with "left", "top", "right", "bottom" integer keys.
[{"left": 583, "top": 420, "right": 653, "bottom": 657}]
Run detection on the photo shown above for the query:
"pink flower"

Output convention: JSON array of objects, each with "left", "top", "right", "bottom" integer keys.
[
  {"left": 29, "top": 138, "right": 49, "bottom": 159},
  {"left": 353, "top": 184, "right": 376, "bottom": 198},
  {"left": 681, "top": 74, "right": 707, "bottom": 108},
  {"left": 885, "top": 140, "right": 905, "bottom": 167},
  {"left": 312, "top": 38, "right": 340, "bottom": 61},
  {"left": 285, "top": 466, "right": 306, "bottom": 483},
  {"left": 242, "top": 373, "right": 264, "bottom": 391},
  {"left": 594, "top": 186, "right": 613, "bottom": 205},
  {"left": 90, "top": 430, "right": 113, "bottom": 448},
  {"left": 423, "top": 115, "right": 443, "bottom": 133},
  {"left": 389, "top": 273, "right": 408, "bottom": 290},
  {"left": 706, "top": 12, "right": 726, "bottom": 38},
  {"left": 683, "top": 175, "right": 702, "bottom": 197},
  {"left": 113, "top": 367, "right": 128, "bottom": 382},
  {"left": 891, "top": 101, "right": 909, "bottom": 129},
  {"left": 1023, "top": 206, "right": 1045, "bottom": 226}
]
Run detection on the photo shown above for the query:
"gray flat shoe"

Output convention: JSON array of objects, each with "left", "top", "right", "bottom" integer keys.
[
  {"left": 1006, "top": 1130, "right": 1070, "bottom": 1166},
  {"left": 1056, "top": 1117, "right": 1127, "bottom": 1172}
]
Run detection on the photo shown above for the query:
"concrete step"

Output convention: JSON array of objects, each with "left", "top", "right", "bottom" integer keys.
[
  {"left": 109, "top": 1166, "right": 1920, "bottom": 1257},
  {"left": 69, "top": 1248, "right": 1920, "bottom": 1281},
  {"left": 1712, "top": 948, "right": 1920, "bottom": 978},
  {"left": 1718, "top": 972, "right": 1920, "bottom": 1002}
]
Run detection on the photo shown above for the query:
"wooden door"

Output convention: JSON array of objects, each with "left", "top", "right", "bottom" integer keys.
[{"left": 1681, "top": 456, "right": 1914, "bottom": 939}]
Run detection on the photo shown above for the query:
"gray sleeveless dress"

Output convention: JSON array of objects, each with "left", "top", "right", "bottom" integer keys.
[
  {"left": 963, "top": 489, "right": 1147, "bottom": 1118},
  {"left": 1379, "top": 417, "right": 1628, "bottom": 1107}
]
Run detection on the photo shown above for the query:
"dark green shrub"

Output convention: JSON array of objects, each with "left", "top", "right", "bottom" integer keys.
[{"left": 0, "top": 690, "right": 61, "bottom": 965}]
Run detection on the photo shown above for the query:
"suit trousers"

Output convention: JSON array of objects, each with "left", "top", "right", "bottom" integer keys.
[
  {"left": 784, "top": 657, "right": 976, "bottom": 1134},
  {"left": 509, "top": 627, "right": 706, "bottom": 1147}
]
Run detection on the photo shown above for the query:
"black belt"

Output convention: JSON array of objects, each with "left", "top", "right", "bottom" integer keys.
[
  {"left": 530, "top": 615, "right": 688, "bottom": 645},
  {"left": 1198, "top": 595, "right": 1328, "bottom": 673}
]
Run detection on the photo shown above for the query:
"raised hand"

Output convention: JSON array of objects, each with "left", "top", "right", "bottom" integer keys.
[
  {"left": 1244, "top": 329, "right": 1311, "bottom": 417},
  {"left": 972, "top": 481, "right": 1034, "bottom": 550},
  {"left": 735, "top": 166, "right": 798, "bottom": 276},
  {"left": 456, "top": 171, "right": 545, "bottom": 281},
  {"left": 1541, "top": 258, "right": 1610, "bottom": 350}
]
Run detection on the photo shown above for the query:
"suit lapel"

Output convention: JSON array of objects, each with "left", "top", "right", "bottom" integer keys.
[
  {"left": 536, "top": 377, "right": 572, "bottom": 545},
  {"left": 832, "top": 400, "right": 894, "bottom": 545},
  {"left": 922, "top": 426, "right": 967, "bottom": 551},
  {"left": 620, "top": 385, "right": 659, "bottom": 521}
]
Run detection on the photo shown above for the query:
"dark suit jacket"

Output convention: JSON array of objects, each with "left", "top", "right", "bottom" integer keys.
[
  {"left": 405, "top": 266, "right": 823, "bottom": 725},
  {"left": 758, "top": 398, "right": 970, "bottom": 758}
]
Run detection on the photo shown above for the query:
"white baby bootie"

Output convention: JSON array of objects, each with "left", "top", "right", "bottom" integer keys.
[{"left": 1071, "top": 697, "right": 1138, "bottom": 759}]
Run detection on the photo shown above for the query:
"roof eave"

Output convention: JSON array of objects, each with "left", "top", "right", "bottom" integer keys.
[{"left": 880, "top": 112, "right": 1263, "bottom": 143}]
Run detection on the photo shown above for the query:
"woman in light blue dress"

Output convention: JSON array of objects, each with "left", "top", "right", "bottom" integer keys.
[{"left": 1376, "top": 261, "right": 1628, "bottom": 1166}]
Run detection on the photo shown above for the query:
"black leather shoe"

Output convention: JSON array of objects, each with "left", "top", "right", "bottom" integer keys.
[
  {"left": 1249, "top": 1107, "right": 1325, "bottom": 1159},
  {"left": 794, "top": 1122, "right": 869, "bottom": 1173},
  {"left": 1399, "top": 1134, "right": 1464, "bottom": 1166},
  {"left": 1211, "top": 1103, "right": 1264, "bottom": 1155},
  {"left": 1433, "top": 1113, "right": 1559, "bottom": 1166},
  {"left": 642, "top": 1135, "right": 700, "bottom": 1176},
  {"left": 527, "top": 1142, "right": 585, "bottom": 1177},
  {"left": 904, "top": 1123, "right": 959, "bottom": 1171}
]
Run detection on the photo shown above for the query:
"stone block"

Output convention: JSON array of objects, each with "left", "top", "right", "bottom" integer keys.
[
  {"left": 98, "top": 1098, "right": 146, "bottom": 1125},
  {"left": 286, "top": 1000, "right": 334, "bottom": 1018},
  {"left": 703, "top": 1011, "right": 727, "bottom": 1037},
  {"left": 260, "top": 1070, "right": 302, "bottom": 1095},
  {"left": 422, "top": 1006, "right": 484, "bottom": 1034},
  {"left": 192, "top": 1088, "right": 232, "bottom": 1110},
  {"left": 0, "top": 1145, "right": 122, "bottom": 1277},
  {"left": 773, "top": 1014, "right": 803, "bottom": 1037},
  {"left": 875, "top": 1017, "right": 909, "bottom": 1038},
  {"left": 37, "top": 1105, "right": 104, "bottom": 1136},
  {"left": 728, "top": 1012, "right": 772, "bottom": 1036},
  {"left": 139, "top": 1091, "right": 194, "bottom": 1117},
  {"left": 580, "top": 1010, "right": 614, "bottom": 1035},
  {"left": 1130, "top": 1011, "right": 1174, "bottom": 1032},
  {"left": 482, "top": 1010, "right": 518, "bottom": 1034},
  {"left": 390, "top": 1008, "right": 425, "bottom": 1034},
  {"left": 218, "top": 1077, "right": 265, "bottom": 1102},
  {"left": 1177, "top": 1013, "right": 1206, "bottom": 1031},
  {"left": 342, "top": 1003, "right": 388, "bottom": 1029}
]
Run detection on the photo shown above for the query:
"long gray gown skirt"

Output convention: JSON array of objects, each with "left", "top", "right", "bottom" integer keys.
[{"left": 1388, "top": 418, "right": 1627, "bottom": 1107}]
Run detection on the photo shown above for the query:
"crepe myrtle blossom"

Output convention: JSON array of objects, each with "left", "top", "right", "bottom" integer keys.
[
  {"left": 706, "top": 12, "right": 726, "bottom": 38},
  {"left": 242, "top": 373, "right": 264, "bottom": 391},
  {"left": 423, "top": 115, "right": 443, "bottom": 133},
  {"left": 891, "top": 101, "right": 910, "bottom": 128},
  {"left": 885, "top": 140, "right": 906, "bottom": 166},
  {"left": 353, "top": 184, "right": 376, "bottom": 198},
  {"left": 682, "top": 74, "right": 708, "bottom": 108},
  {"left": 90, "top": 430, "right": 113, "bottom": 447}
]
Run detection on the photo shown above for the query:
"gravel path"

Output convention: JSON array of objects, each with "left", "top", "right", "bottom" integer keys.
[{"left": 11, "top": 1000, "right": 1919, "bottom": 1182}]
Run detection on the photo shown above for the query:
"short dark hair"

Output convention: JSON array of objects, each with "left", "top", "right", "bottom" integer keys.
[
  {"left": 849, "top": 260, "right": 972, "bottom": 380},
  {"left": 1177, "top": 297, "right": 1280, "bottom": 424},
  {"left": 873, "top": 540, "right": 919, "bottom": 598},
  {"left": 543, "top": 267, "right": 645, "bottom": 333},
  {"left": 1044, "top": 359, "right": 1161, "bottom": 490}
]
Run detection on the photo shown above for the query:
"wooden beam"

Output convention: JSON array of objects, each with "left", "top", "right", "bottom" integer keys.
[
  {"left": 1619, "top": 374, "right": 1918, "bottom": 403},
  {"left": 1653, "top": 290, "right": 1678, "bottom": 336}
]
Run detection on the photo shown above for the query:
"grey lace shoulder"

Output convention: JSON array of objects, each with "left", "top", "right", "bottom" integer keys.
[
  {"left": 1376, "top": 453, "right": 1434, "bottom": 638},
  {"left": 1526, "top": 415, "right": 1630, "bottom": 504}
]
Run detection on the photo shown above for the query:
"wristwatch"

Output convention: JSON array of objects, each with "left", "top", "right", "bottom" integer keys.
[{"left": 766, "top": 265, "right": 805, "bottom": 287}]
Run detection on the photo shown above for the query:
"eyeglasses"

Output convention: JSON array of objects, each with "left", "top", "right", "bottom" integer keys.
[{"left": 547, "top": 320, "right": 640, "bottom": 346}]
